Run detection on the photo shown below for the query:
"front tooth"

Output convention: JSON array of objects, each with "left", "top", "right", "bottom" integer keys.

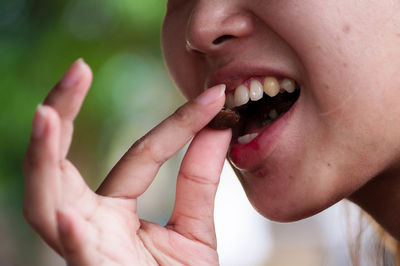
[
  {"left": 234, "top": 85, "right": 249, "bottom": 106},
  {"left": 268, "top": 109, "right": 278, "bottom": 120},
  {"left": 249, "top": 80, "right": 263, "bottom": 101},
  {"left": 280, "top": 78, "right": 296, "bottom": 93},
  {"left": 225, "top": 93, "right": 235, "bottom": 108},
  {"left": 263, "top": 77, "right": 280, "bottom": 97},
  {"left": 238, "top": 133, "right": 259, "bottom": 145}
]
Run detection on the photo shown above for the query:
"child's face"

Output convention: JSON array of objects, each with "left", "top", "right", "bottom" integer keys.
[{"left": 162, "top": 1, "right": 400, "bottom": 221}]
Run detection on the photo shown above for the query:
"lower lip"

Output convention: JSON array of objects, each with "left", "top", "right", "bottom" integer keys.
[{"left": 229, "top": 101, "right": 298, "bottom": 169}]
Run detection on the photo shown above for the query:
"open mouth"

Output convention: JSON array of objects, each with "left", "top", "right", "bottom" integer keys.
[{"left": 219, "top": 76, "right": 300, "bottom": 145}]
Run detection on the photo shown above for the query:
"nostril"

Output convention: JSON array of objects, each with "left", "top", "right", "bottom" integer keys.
[{"left": 212, "top": 35, "right": 234, "bottom": 45}]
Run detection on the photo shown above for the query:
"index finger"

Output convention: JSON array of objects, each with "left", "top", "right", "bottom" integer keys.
[{"left": 97, "top": 84, "right": 226, "bottom": 198}]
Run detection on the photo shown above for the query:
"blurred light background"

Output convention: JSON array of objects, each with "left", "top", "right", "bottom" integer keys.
[{"left": 0, "top": 0, "right": 388, "bottom": 265}]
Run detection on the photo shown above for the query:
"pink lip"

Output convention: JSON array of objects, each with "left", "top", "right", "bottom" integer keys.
[
  {"left": 207, "top": 61, "right": 298, "bottom": 92},
  {"left": 228, "top": 100, "right": 299, "bottom": 170}
]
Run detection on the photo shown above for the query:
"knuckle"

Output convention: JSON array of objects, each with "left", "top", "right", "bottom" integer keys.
[
  {"left": 173, "top": 105, "right": 193, "bottom": 129},
  {"left": 131, "top": 137, "right": 165, "bottom": 166},
  {"left": 141, "top": 139, "right": 165, "bottom": 166},
  {"left": 181, "top": 171, "right": 218, "bottom": 186}
]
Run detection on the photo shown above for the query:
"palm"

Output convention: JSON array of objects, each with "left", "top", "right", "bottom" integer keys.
[
  {"left": 83, "top": 205, "right": 218, "bottom": 265},
  {"left": 63, "top": 167, "right": 218, "bottom": 265},
  {"left": 23, "top": 60, "right": 229, "bottom": 265}
]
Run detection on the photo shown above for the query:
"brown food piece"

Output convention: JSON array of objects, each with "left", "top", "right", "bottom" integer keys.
[{"left": 208, "top": 108, "right": 240, "bottom": 129}]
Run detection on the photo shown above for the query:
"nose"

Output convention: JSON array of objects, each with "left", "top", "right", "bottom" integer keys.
[{"left": 186, "top": 1, "right": 254, "bottom": 54}]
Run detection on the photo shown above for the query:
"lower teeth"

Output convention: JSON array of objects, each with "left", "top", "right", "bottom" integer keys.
[{"left": 238, "top": 133, "right": 259, "bottom": 144}]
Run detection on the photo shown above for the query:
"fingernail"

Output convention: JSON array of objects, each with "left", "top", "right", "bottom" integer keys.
[
  {"left": 195, "top": 84, "right": 226, "bottom": 105},
  {"left": 33, "top": 104, "right": 47, "bottom": 139},
  {"left": 59, "top": 58, "right": 86, "bottom": 88}
]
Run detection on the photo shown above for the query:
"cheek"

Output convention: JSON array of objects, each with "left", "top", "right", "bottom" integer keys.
[
  {"left": 267, "top": 1, "right": 399, "bottom": 111},
  {"left": 162, "top": 16, "right": 206, "bottom": 100}
]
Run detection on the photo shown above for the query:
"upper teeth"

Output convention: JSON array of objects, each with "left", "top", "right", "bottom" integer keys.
[
  {"left": 249, "top": 80, "right": 263, "bottom": 101},
  {"left": 234, "top": 85, "right": 249, "bottom": 107},
  {"left": 280, "top": 78, "right": 296, "bottom": 93},
  {"left": 263, "top": 77, "right": 280, "bottom": 97},
  {"left": 225, "top": 77, "right": 297, "bottom": 108}
]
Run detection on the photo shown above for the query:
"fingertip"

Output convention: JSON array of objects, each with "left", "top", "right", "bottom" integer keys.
[
  {"left": 201, "top": 126, "right": 232, "bottom": 137},
  {"left": 59, "top": 58, "right": 92, "bottom": 89},
  {"left": 188, "top": 84, "right": 227, "bottom": 125},
  {"left": 195, "top": 127, "right": 232, "bottom": 150},
  {"left": 41, "top": 105, "right": 62, "bottom": 136},
  {"left": 76, "top": 58, "right": 93, "bottom": 87},
  {"left": 30, "top": 105, "right": 60, "bottom": 142},
  {"left": 32, "top": 104, "right": 47, "bottom": 139},
  {"left": 27, "top": 105, "right": 61, "bottom": 163},
  {"left": 194, "top": 84, "right": 226, "bottom": 106},
  {"left": 43, "top": 58, "right": 93, "bottom": 121},
  {"left": 195, "top": 127, "right": 232, "bottom": 156}
]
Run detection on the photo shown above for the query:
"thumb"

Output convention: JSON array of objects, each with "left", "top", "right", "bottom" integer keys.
[{"left": 167, "top": 128, "right": 232, "bottom": 249}]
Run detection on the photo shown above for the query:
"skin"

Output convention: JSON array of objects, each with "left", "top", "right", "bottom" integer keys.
[
  {"left": 162, "top": 0, "right": 400, "bottom": 238},
  {"left": 23, "top": 0, "right": 400, "bottom": 265},
  {"left": 24, "top": 59, "right": 231, "bottom": 265}
]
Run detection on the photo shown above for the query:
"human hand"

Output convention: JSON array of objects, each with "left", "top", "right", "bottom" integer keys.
[{"left": 23, "top": 59, "right": 231, "bottom": 265}]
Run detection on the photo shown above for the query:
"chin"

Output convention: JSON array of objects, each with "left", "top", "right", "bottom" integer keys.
[
  {"left": 247, "top": 191, "right": 327, "bottom": 223},
  {"left": 229, "top": 155, "right": 347, "bottom": 223}
]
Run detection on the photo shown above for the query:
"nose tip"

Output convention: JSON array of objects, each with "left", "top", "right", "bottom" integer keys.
[{"left": 186, "top": 8, "right": 254, "bottom": 54}]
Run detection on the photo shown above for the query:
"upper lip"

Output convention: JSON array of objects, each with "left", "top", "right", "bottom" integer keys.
[{"left": 207, "top": 61, "right": 299, "bottom": 92}]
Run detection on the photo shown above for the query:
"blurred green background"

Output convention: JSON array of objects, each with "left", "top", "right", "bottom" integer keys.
[{"left": 0, "top": 0, "right": 186, "bottom": 265}]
